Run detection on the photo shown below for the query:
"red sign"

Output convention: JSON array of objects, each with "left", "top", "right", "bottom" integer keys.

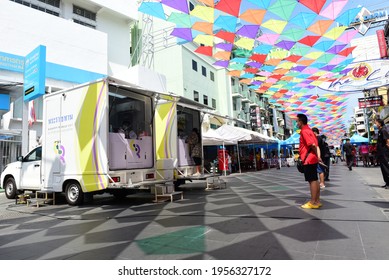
[
  {"left": 358, "top": 96, "right": 383, "bottom": 108},
  {"left": 376, "top": 30, "right": 388, "bottom": 58}
]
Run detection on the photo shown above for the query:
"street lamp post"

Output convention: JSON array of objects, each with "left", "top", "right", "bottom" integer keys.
[{"left": 363, "top": 90, "right": 371, "bottom": 143}]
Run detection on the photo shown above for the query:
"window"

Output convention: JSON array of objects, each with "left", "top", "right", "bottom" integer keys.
[
  {"left": 202, "top": 66, "right": 207, "bottom": 77},
  {"left": 203, "top": 95, "right": 208, "bottom": 105},
  {"left": 73, "top": 5, "right": 96, "bottom": 20},
  {"left": 212, "top": 98, "right": 216, "bottom": 109},
  {"left": 210, "top": 71, "right": 215, "bottom": 81},
  {"left": 194, "top": 91, "right": 199, "bottom": 102},
  {"left": 189, "top": 2, "right": 195, "bottom": 11},
  {"left": 192, "top": 60, "right": 198, "bottom": 71},
  {"left": 23, "top": 146, "right": 42, "bottom": 162},
  {"left": 233, "top": 99, "right": 237, "bottom": 111},
  {"left": 73, "top": 5, "right": 97, "bottom": 29},
  {"left": 10, "top": 0, "right": 60, "bottom": 16}
]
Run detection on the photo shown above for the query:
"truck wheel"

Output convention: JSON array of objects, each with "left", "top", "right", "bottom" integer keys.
[
  {"left": 4, "top": 177, "right": 17, "bottom": 199},
  {"left": 65, "top": 181, "right": 84, "bottom": 206}
]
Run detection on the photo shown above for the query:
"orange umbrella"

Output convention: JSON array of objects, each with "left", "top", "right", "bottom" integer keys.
[{"left": 307, "top": 20, "right": 333, "bottom": 35}]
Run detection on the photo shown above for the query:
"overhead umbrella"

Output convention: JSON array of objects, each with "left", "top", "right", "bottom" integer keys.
[
  {"left": 319, "top": 0, "right": 348, "bottom": 20},
  {"left": 268, "top": 0, "right": 297, "bottom": 20},
  {"left": 335, "top": 7, "right": 362, "bottom": 26},
  {"left": 167, "top": 12, "right": 191, "bottom": 27},
  {"left": 195, "top": 46, "right": 213, "bottom": 56},
  {"left": 240, "top": 9, "right": 266, "bottom": 25},
  {"left": 299, "top": 0, "right": 326, "bottom": 14},
  {"left": 289, "top": 12, "right": 317, "bottom": 29},
  {"left": 138, "top": 2, "right": 166, "bottom": 20},
  {"left": 236, "top": 25, "right": 261, "bottom": 39},
  {"left": 307, "top": 19, "right": 334, "bottom": 35},
  {"left": 170, "top": 28, "right": 193, "bottom": 41},
  {"left": 215, "top": 0, "right": 242, "bottom": 17},
  {"left": 261, "top": 19, "right": 288, "bottom": 34},
  {"left": 214, "top": 15, "right": 238, "bottom": 32},
  {"left": 190, "top": 5, "right": 214, "bottom": 22},
  {"left": 161, "top": 0, "right": 189, "bottom": 14},
  {"left": 192, "top": 21, "right": 213, "bottom": 34}
]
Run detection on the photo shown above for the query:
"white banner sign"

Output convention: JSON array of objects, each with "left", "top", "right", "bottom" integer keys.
[{"left": 319, "top": 59, "right": 389, "bottom": 92}]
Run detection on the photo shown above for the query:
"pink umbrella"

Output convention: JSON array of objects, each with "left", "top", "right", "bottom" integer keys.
[{"left": 319, "top": 0, "right": 348, "bottom": 20}]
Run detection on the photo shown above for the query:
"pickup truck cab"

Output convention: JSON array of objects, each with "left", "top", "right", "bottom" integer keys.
[{"left": 1, "top": 146, "right": 42, "bottom": 199}]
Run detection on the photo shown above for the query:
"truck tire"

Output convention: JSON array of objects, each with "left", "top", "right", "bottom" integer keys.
[
  {"left": 65, "top": 181, "right": 84, "bottom": 206},
  {"left": 4, "top": 177, "right": 17, "bottom": 199}
]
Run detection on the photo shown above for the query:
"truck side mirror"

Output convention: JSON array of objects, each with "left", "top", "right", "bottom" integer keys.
[{"left": 17, "top": 156, "right": 23, "bottom": 162}]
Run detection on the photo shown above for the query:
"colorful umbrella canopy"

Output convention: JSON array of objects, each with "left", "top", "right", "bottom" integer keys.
[{"left": 139, "top": 0, "right": 362, "bottom": 143}]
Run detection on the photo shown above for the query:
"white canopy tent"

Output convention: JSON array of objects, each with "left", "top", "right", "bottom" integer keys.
[
  {"left": 202, "top": 128, "right": 237, "bottom": 146},
  {"left": 202, "top": 125, "right": 278, "bottom": 174}
]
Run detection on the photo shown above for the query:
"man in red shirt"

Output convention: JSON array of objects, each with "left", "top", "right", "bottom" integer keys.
[{"left": 297, "top": 114, "right": 322, "bottom": 209}]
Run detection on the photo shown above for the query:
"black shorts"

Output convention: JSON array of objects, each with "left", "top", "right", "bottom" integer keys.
[
  {"left": 192, "top": 157, "right": 202, "bottom": 165},
  {"left": 304, "top": 163, "right": 318, "bottom": 182}
]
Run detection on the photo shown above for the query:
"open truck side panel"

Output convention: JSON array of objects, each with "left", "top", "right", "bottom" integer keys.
[
  {"left": 154, "top": 97, "right": 177, "bottom": 181},
  {"left": 43, "top": 80, "right": 109, "bottom": 194}
]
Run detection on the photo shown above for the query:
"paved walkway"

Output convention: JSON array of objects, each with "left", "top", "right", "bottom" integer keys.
[{"left": 0, "top": 163, "right": 389, "bottom": 260}]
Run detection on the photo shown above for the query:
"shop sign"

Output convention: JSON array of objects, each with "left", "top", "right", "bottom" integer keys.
[
  {"left": 349, "top": 7, "right": 388, "bottom": 35},
  {"left": 24, "top": 45, "right": 46, "bottom": 101},
  {"left": 358, "top": 96, "right": 383, "bottom": 108},
  {"left": 319, "top": 59, "right": 389, "bottom": 92},
  {"left": 376, "top": 30, "right": 388, "bottom": 58}
]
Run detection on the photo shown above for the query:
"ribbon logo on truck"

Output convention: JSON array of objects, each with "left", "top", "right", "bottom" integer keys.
[
  {"left": 54, "top": 140, "right": 65, "bottom": 164},
  {"left": 129, "top": 140, "right": 141, "bottom": 158}
]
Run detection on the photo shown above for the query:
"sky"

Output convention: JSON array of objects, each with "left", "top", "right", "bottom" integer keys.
[{"left": 342, "top": 0, "right": 389, "bottom": 125}]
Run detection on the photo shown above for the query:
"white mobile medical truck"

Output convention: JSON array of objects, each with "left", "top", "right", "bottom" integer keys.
[{"left": 1, "top": 78, "right": 177, "bottom": 205}]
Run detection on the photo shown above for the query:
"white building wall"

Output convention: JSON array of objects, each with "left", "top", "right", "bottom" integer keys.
[{"left": 0, "top": 1, "right": 107, "bottom": 75}]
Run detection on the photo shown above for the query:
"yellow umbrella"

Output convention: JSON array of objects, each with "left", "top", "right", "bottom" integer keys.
[
  {"left": 323, "top": 26, "right": 347, "bottom": 40},
  {"left": 310, "top": 80, "right": 324, "bottom": 86},
  {"left": 193, "top": 34, "right": 214, "bottom": 46},
  {"left": 277, "top": 62, "right": 294, "bottom": 69},
  {"left": 190, "top": 6, "right": 214, "bottom": 23},
  {"left": 268, "top": 49, "right": 289, "bottom": 59},
  {"left": 305, "top": 51, "right": 324, "bottom": 60},
  {"left": 254, "top": 76, "right": 267, "bottom": 81},
  {"left": 235, "top": 38, "right": 255, "bottom": 50},
  {"left": 261, "top": 19, "right": 288, "bottom": 34}
]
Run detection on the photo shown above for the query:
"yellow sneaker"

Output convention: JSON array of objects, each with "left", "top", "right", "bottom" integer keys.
[{"left": 301, "top": 201, "right": 320, "bottom": 209}]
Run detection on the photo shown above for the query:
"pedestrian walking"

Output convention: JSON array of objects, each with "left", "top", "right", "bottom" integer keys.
[
  {"left": 335, "top": 147, "right": 342, "bottom": 163},
  {"left": 297, "top": 114, "right": 322, "bottom": 209},
  {"left": 375, "top": 118, "right": 389, "bottom": 189},
  {"left": 343, "top": 138, "right": 354, "bottom": 171}
]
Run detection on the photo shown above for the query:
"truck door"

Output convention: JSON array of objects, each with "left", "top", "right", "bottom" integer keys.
[{"left": 20, "top": 146, "right": 42, "bottom": 189}]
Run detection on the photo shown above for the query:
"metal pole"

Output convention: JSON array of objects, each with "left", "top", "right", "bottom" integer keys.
[
  {"left": 364, "top": 91, "right": 371, "bottom": 143},
  {"left": 237, "top": 143, "right": 242, "bottom": 173}
]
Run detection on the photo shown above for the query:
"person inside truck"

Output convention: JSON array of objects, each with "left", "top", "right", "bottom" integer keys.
[{"left": 119, "top": 121, "right": 137, "bottom": 139}]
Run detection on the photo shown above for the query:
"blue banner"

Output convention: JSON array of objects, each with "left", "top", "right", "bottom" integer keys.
[
  {"left": 0, "top": 94, "right": 10, "bottom": 110},
  {"left": 24, "top": 45, "right": 46, "bottom": 101}
]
